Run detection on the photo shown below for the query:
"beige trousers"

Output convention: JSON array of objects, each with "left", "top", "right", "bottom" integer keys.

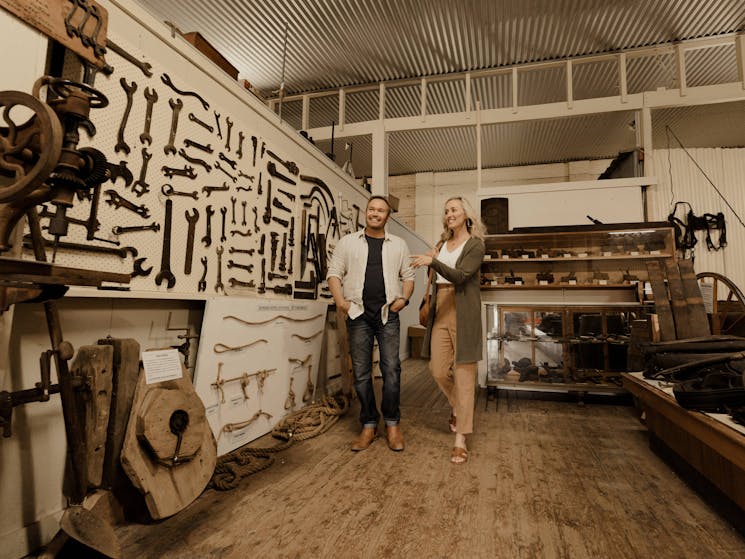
[{"left": 429, "top": 285, "right": 477, "bottom": 434}]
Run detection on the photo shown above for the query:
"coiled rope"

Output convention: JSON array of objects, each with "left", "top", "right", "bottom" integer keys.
[{"left": 211, "top": 393, "right": 349, "bottom": 491}]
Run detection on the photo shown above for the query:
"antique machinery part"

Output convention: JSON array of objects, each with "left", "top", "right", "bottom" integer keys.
[
  {"left": 184, "top": 208, "right": 199, "bottom": 275},
  {"left": 106, "top": 38, "right": 153, "bottom": 77},
  {"left": 161, "top": 165, "right": 197, "bottom": 180},
  {"left": 227, "top": 260, "right": 254, "bottom": 273},
  {"left": 299, "top": 185, "right": 331, "bottom": 216},
  {"left": 105, "top": 189, "right": 150, "bottom": 218},
  {"left": 131, "top": 257, "right": 153, "bottom": 278},
  {"left": 215, "top": 245, "right": 225, "bottom": 293},
  {"left": 114, "top": 77, "right": 137, "bottom": 155},
  {"left": 220, "top": 206, "right": 227, "bottom": 243},
  {"left": 183, "top": 138, "right": 213, "bottom": 153},
  {"left": 214, "top": 160, "right": 237, "bottom": 183},
  {"left": 224, "top": 117, "right": 233, "bottom": 151},
  {"left": 202, "top": 183, "right": 230, "bottom": 197},
  {"left": 267, "top": 161, "right": 296, "bottom": 185},
  {"left": 251, "top": 135, "right": 258, "bottom": 166},
  {"left": 263, "top": 179, "right": 272, "bottom": 224},
  {"left": 214, "top": 111, "right": 222, "bottom": 138},
  {"left": 236, "top": 131, "right": 245, "bottom": 159},
  {"left": 112, "top": 222, "right": 160, "bottom": 235},
  {"left": 241, "top": 200, "right": 247, "bottom": 226},
  {"left": 219, "top": 152, "right": 237, "bottom": 170},
  {"left": 229, "top": 277, "right": 256, "bottom": 289},
  {"left": 229, "top": 247, "right": 254, "bottom": 256},
  {"left": 197, "top": 256, "right": 208, "bottom": 292},
  {"left": 265, "top": 149, "right": 299, "bottom": 176},
  {"left": 202, "top": 204, "right": 214, "bottom": 247},
  {"left": 154, "top": 198, "right": 176, "bottom": 288},
  {"left": 22, "top": 234, "right": 137, "bottom": 259},
  {"left": 160, "top": 73, "right": 209, "bottom": 111},
  {"left": 188, "top": 112, "right": 213, "bottom": 133},
  {"left": 164, "top": 311, "right": 200, "bottom": 368},
  {"left": 104, "top": 160, "right": 133, "bottom": 187},
  {"left": 139, "top": 87, "right": 158, "bottom": 145},
  {"left": 178, "top": 148, "right": 211, "bottom": 172},
  {"left": 161, "top": 183, "right": 198, "bottom": 200},
  {"left": 164, "top": 98, "right": 184, "bottom": 156},
  {"left": 131, "top": 147, "right": 152, "bottom": 196}
]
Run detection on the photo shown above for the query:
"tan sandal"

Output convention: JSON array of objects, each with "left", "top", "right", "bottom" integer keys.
[
  {"left": 449, "top": 413, "right": 457, "bottom": 433},
  {"left": 450, "top": 446, "right": 468, "bottom": 465}
]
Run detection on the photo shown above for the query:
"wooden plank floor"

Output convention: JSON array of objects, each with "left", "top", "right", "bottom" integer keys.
[{"left": 115, "top": 359, "right": 745, "bottom": 558}]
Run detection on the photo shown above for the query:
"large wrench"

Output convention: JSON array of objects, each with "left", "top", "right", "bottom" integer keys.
[
  {"left": 161, "top": 73, "right": 209, "bottom": 111},
  {"left": 184, "top": 208, "right": 199, "bottom": 275},
  {"left": 155, "top": 199, "right": 176, "bottom": 288},
  {"left": 105, "top": 189, "right": 150, "bottom": 218},
  {"left": 106, "top": 38, "right": 153, "bottom": 77},
  {"left": 140, "top": 87, "right": 158, "bottom": 145},
  {"left": 164, "top": 98, "right": 184, "bottom": 156},
  {"left": 115, "top": 77, "right": 137, "bottom": 155}
]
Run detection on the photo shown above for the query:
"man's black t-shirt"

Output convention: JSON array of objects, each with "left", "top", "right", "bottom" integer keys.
[{"left": 363, "top": 235, "right": 386, "bottom": 322}]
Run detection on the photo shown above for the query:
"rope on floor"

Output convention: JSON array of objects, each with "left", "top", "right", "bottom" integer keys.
[{"left": 211, "top": 393, "right": 349, "bottom": 491}]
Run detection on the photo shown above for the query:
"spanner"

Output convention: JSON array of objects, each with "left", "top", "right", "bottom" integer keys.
[
  {"left": 131, "top": 147, "right": 152, "bottom": 196},
  {"left": 202, "top": 205, "right": 214, "bottom": 247},
  {"left": 184, "top": 208, "right": 199, "bottom": 275},
  {"left": 164, "top": 98, "right": 184, "bottom": 155},
  {"left": 183, "top": 138, "right": 213, "bottom": 153},
  {"left": 214, "top": 160, "right": 237, "bottom": 183},
  {"left": 178, "top": 148, "right": 212, "bottom": 172},
  {"left": 188, "top": 112, "right": 214, "bottom": 132},
  {"left": 161, "top": 165, "right": 197, "bottom": 179},
  {"left": 131, "top": 257, "right": 153, "bottom": 278},
  {"left": 230, "top": 196, "right": 237, "bottom": 224},
  {"left": 214, "top": 111, "right": 222, "bottom": 138},
  {"left": 215, "top": 246, "right": 225, "bottom": 293},
  {"left": 220, "top": 206, "right": 227, "bottom": 243},
  {"left": 241, "top": 201, "right": 247, "bottom": 226},
  {"left": 115, "top": 78, "right": 137, "bottom": 155},
  {"left": 106, "top": 38, "right": 153, "bottom": 77},
  {"left": 227, "top": 260, "right": 254, "bottom": 273},
  {"left": 112, "top": 222, "right": 160, "bottom": 235},
  {"left": 161, "top": 73, "right": 209, "bottom": 111},
  {"left": 225, "top": 117, "right": 233, "bottom": 151},
  {"left": 154, "top": 198, "right": 176, "bottom": 288},
  {"left": 161, "top": 183, "right": 198, "bottom": 200},
  {"left": 219, "top": 152, "right": 237, "bottom": 170},
  {"left": 236, "top": 131, "right": 245, "bottom": 159},
  {"left": 105, "top": 189, "right": 150, "bottom": 218},
  {"left": 197, "top": 257, "right": 208, "bottom": 292},
  {"left": 140, "top": 87, "right": 158, "bottom": 145},
  {"left": 202, "top": 183, "right": 230, "bottom": 197}
]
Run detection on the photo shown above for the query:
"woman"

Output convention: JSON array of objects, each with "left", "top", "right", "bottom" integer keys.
[{"left": 410, "top": 196, "right": 486, "bottom": 464}]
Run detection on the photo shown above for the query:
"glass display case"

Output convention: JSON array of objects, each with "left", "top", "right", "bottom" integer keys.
[{"left": 484, "top": 303, "right": 648, "bottom": 392}]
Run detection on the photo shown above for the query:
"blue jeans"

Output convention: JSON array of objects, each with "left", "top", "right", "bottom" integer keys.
[{"left": 347, "top": 312, "right": 401, "bottom": 428}]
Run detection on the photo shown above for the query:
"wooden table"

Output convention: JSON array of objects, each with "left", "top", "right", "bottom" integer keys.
[{"left": 623, "top": 372, "right": 745, "bottom": 532}]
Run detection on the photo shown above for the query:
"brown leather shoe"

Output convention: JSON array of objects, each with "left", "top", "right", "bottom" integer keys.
[
  {"left": 351, "top": 427, "right": 377, "bottom": 451},
  {"left": 386, "top": 425, "right": 405, "bottom": 451}
]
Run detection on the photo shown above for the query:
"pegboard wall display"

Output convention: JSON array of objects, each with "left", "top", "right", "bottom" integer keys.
[
  {"left": 20, "top": 6, "right": 371, "bottom": 301},
  {"left": 193, "top": 297, "right": 327, "bottom": 456}
]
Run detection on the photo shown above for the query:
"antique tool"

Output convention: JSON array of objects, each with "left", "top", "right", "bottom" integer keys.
[
  {"left": 219, "top": 152, "right": 237, "bottom": 170},
  {"left": 272, "top": 284, "right": 292, "bottom": 295},
  {"left": 270, "top": 232, "right": 279, "bottom": 270},
  {"left": 236, "top": 185, "right": 252, "bottom": 193},
  {"left": 266, "top": 149, "right": 299, "bottom": 175},
  {"left": 230, "top": 228, "right": 252, "bottom": 237},
  {"left": 131, "top": 257, "right": 153, "bottom": 278},
  {"left": 140, "top": 87, "right": 158, "bottom": 145},
  {"left": 252, "top": 207, "right": 259, "bottom": 233},
  {"left": 178, "top": 148, "right": 211, "bottom": 172},
  {"left": 202, "top": 205, "right": 214, "bottom": 247},
  {"left": 230, "top": 196, "right": 237, "bottom": 224},
  {"left": 115, "top": 77, "right": 137, "bottom": 155},
  {"left": 273, "top": 197, "right": 292, "bottom": 213},
  {"left": 202, "top": 183, "right": 230, "bottom": 197},
  {"left": 105, "top": 160, "right": 134, "bottom": 188},
  {"left": 183, "top": 138, "right": 213, "bottom": 153},
  {"left": 184, "top": 208, "right": 199, "bottom": 275},
  {"left": 161, "top": 165, "right": 197, "bottom": 180},
  {"left": 164, "top": 98, "right": 184, "bottom": 155},
  {"left": 214, "top": 161, "right": 237, "bottom": 183},
  {"left": 227, "top": 260, "right": 254, "bottom": 273},
  {"left": 106, "top": 38, "right": 153, "bottom": 77},
  {"left": 536, "top": 270, "right": 554, "bottom": 284},
  {"left": 258, "top": 233, "right": 266, "bottom": 255},
  {"left": 131, "top": 147, "right": 152, "bottom": 196},
  {"left": 261, "top": 141, "right": 266, "bottom": 158},
  {"left": 263, "top": 180, "right": 272, "bottom": 224},
  {"left": 257, "top": 172, "right": 263, "bottom": 195},
  {"left": 188, "top": 112, "right": 213, "bottom": 132},
  {"left": 241, "top": 201, "right": 247, "bottom": 226},
  {"left": 251, "top": 136, "right": 258, "bottom": 166},
  {"left": 154, "top": 198, "right": 176, "bottom": 288},
  {"left": 236, "top": 131, "right": 245, "bottom": 159},
  {"left": 225, "top": 117, "right": 233, "bottom": 151},
  {"left": 277, "top": 187, "right": 296, "bottom": 201},
  {"left": 268, "top": 272, "right": 288, "bottom": 280},
  {"left": 229, "top": 278, "right": 255, "bottom": 289},
  {"left": 214, "top": 111, "right": 222, "bottom": 138},
  {"left": 112, "top": 222, "right": 160, "bottom": 235},
  {"left": 278, "top": 232, "right": 287, "bottom": 271},
  {"left": 237, "top": 170, "right": 254, "bottom": 181},
  {"left": 229, "top": 247, "right": 254, "bottom": 255},
  {"left": 215, "top": 245, "right": 225, "bottom": 293},
  {"left": 267, "top": 161, "right": 296, "bottom": 185},
  {"left": 272, "top": 216, "right": 289, "bottom": 228},
  {"left": 197, "top": 256, "right": 208, "bottom": 291},
  {"left": 161, "top": 73, "right": 209, "bottom": 110},
  {"left": 258, "top": 257, "right": 266, "bottom": 294},
  {"left": 220, "top": 206, "right": 227, "bottom": 243},
  {"left": 105, "top": 189, "right": 150, "bottom": 218},
  {"left": 22, "top": 235, "right": 137, "bottom": 259}
]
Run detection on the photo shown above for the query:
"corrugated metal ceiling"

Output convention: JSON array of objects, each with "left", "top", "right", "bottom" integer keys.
[{"left": 134, "top": 0, "right": 745, "bottom": 177}]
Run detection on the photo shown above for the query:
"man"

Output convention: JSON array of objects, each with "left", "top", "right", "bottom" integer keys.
[{"left": 327, "top": 196, "right": 415, "bottom": 451}]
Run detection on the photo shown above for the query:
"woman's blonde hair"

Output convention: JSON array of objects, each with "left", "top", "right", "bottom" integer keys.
[{"left": 439, "top": 196, "right": 486, "bottom": 242}]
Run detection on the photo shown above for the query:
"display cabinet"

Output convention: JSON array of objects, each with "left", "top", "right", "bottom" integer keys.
[
  {"left": 484, "top": 303, "right": 648, "bottom": 393},
  {"left": 480, "top": 224, "right": 675, "bottom": 291}
]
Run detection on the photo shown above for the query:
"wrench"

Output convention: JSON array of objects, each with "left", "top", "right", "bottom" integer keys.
[
  {"left": 237, "top": 131, "right": 245, "bottom": 159},
  {"left": 230, "top": 228, "right": 252, "bottom": 237},
  {"left": 178, "top": 148, "right": 212, "bottom": 172},
  {"left": 131, "top": 257, "right": 153, "bottom": 278},
  {"left": 214, "top": 160, "right": 237, "bottom": 183},
  {"left": 220, "top": 206, "right": 227, "bottom": 243},
  {"left": 183, "top": 138, "right": 213, "bottom": 153},
  {"left": 155, "top": 198, "right": 176, "bottom": 288},
  {"left": 230, "top": 196, "right": 237, "bottom": 224},
  {"left": 202, "top": 183, "right": 230, "bottom": 197},
  {"left": 164, "top": 98, "right": 184, "bottom": 155},
  {"left": 197, "top": 257, "right": 208, "bottom": 292},
  {"left": 225, "top": 117, "right": 233, "bottom": 151},
  {"left": 161, "top": 165, "right": 197, "bottom": 179},
  {"left": 202, "top": 205, "right": 214, "bottom": 247},
  {"left": 266, "top": 149, "right": 300, "bottom": 175},
  {"left": 251, "top": 136, "right": 258, "bottom": 166},
  {"left": 219, "top": 152, "right": 237, "bottom": 170},
  {"left": 106, "top": 38, "right": 153, "bottom": 77},
  {"left": 227, "top": 260, "right": 254, "bottom": 273},
  {"left": 115, "top": 78, "right": 137, "bottom": 155},
  {"left": 229, "top": 247, "right": 255, "bottom": 255},
  {"left": 252, "top": 207, "right": 259, "bottom": 233},
  {"left": 241, "top": 201, "right": 247, "bottom": 226},
  {"left": 188, "top": 112, "right": 214, "bottom": 132},
  {"left": 214, "top": 111, "right": 222, "bottom": 138},
  {"left": 267, "top": 161, "right": 297, "bottom": 185},
  {"left": 215, "top": 246, "right": 225, "bottom": 293},
  {"left": 140, "top": 87, "right": 158, "bottom": 145},
  {"left": 131, "top": 147, "right": 152, "bottom": 196},
  {"left": 161, "top": 183, "right": 198, "bottom": 199},
  {"left": 238, "top": 170, "right": 254, "bottom": 181},
  {"left": 161, "top": 73, "right": 209, "bottom": 110},
  {"left": 229, "top": 278, "right": 255, "bottom": 289},
  {"left": 105, "top": 189, "right": 150, "bottom": 218},
  {"left": 184, "top": 208, "right": 199, "bottom": 275},
  {"left": 112, "top": 222, "right": 160, "bottom": 235}
]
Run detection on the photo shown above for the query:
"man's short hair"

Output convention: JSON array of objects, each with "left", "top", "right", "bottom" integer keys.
[{"left": 367, "top": 195, "right": 391, "bottom": 214}]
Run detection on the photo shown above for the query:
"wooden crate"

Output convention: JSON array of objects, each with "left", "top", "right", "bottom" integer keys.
[{"left": 182, "top": 31, "right": 238, "bottom": 79}]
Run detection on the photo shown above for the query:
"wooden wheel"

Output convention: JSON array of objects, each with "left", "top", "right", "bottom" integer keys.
[{"left": 696, "top": 272, "right": 745, "bottom": 335}]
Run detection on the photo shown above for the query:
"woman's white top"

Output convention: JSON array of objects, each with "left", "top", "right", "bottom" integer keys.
[{"left": 435, "top": 239, "right": 467, "bottom": 284}]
